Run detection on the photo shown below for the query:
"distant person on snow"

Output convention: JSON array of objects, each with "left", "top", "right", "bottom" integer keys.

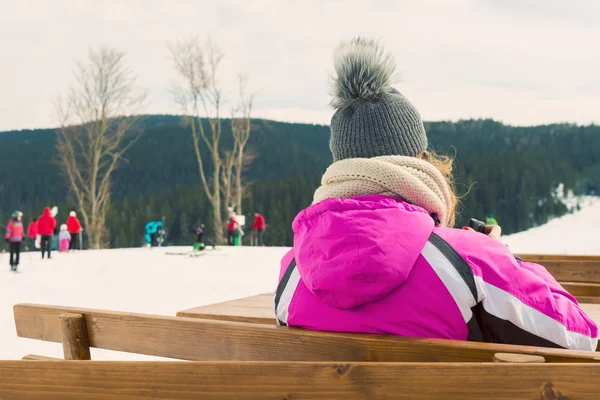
[
  {"left": 5, "top": 211, "right": 24, "bottom": 271},
  {"left": 251, "top": 213, "right": 266, "bottom": 246},
  {"left": 27, "top": 218, "right": 38, "bottom": 241},
  {"left": 51, "top": 206, "right": 59, "bottom": 251},
  {"left": 485, "top": 213, "right": 498, "bottom": 226},
  {"left": 58, "top": 224, "right": 71, "bottom": 253},
  {"left": 67, "top": 211, "right": 83, "bottom": 250},
  {"left": 144, "top": 221, "right": 163, "bottom": 247},
  {"left": 226, "top": 216, "right": 238, "bottom": 246},
  {"left": 274, "top": 37, "right": 598, "bottom": 351},
  {"left": 193, "top": 225, "right": 206, "bottom": 251},
  {"left": 37, "top": 207, "right": 57, "bottom": 259}
]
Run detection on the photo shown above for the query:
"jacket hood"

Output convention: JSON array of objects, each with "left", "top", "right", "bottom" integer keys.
[
  {"left": 292, "top": 194, "right": 434, "bottom": 309},
  {"left": 42, "top": 207, "right": 51, "bottom": 217}
]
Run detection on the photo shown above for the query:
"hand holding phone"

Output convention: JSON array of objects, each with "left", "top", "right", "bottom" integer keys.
[{"left": 466, "top": 218, "right": 502, "bottom": 242}]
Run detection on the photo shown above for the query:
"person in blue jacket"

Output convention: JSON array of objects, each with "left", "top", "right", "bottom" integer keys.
[{"left": 144, "top": 221, "right": 164, "bottom": 247}]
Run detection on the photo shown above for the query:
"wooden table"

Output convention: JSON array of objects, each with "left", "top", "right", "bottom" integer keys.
[
  {"left": 177, "top": 293, "right": 600, "bottom": 328},
  {"left": 177, "top": 293, "right": 275, "bottom": 324}
]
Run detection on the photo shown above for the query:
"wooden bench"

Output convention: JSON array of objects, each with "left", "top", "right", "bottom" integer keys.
[
  {"left": 17, "top": 303, "right": 600, "bottom": 363},
  {"left": 9, "top": 250, "right": 600, "bottom": 399},
  {"left": 9, "top": 300, "right": 600, "bottom": 399},
  {"left": 515, "top": 255, "right": 600, "bottom": 282},
  {"left": 500, "top": 255, "right": 600, "bottom": 302}
]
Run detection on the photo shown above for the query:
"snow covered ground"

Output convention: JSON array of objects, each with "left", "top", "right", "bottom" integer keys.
[
  {"left": 0, "top": 246, "right": 287, "bottom": 360},
  {"left": 503, "top": 196, "right": 600, "bottom": 255},
  {"left": 1, "top": 198, "right": 599, "bottom": 361}
]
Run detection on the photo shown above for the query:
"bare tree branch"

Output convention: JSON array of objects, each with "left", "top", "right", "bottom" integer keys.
[
  {"left": 169, "top": 37, "right": 225, "bottom": 245},
  {"left": 231, "top": 75, "right": 256, "bottom": 215},
  {"left": 55, "top": 46, "right": 146, "bottom": 249}
]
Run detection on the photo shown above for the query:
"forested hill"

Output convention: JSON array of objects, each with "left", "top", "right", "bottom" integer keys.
[{"left": 1, "top": 115, "right": 599, "bottom": 248}]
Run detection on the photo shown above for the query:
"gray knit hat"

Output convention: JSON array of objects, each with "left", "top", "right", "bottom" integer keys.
[{"left": 329, "top": 37, "right": 427, "bottom": 161}]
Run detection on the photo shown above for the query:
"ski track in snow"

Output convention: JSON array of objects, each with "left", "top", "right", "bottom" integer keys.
[
  {"left": 0, "top": 246, "right": 287, "bottom": 360},
  {"left": 1, "top": 199, "right": 599, "bottom": 360}
]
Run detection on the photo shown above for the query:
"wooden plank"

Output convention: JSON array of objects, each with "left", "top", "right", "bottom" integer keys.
[
  {"left": 492, "top": 353, "right": 545, "bottom": 363},
  {"left": 560, "top": 282, "right": 600, "bottom": 297},
  {"left": 178, "top": 290, "right": 600, "bottom": 324},
  {"left": 557, "top": 282, "right": 600, "bottom": 303},
  {"left": 13, "top": 304, "right": 600, "bottom": 363},
  {"left": 539, "top": 260, "right": 600, "bottom": 283},
  {"left": 22, "top": 354, "right": 63, "bottom": 361},
  {"left": 520, "top": 254, "right": 600, "bottom": 262},
  {"left": 176, "top": 294, "right": 275, "bottom": 324},
  {"left": 1, "top": 361, "right": 600, "bottom": 400},
  {"left": 59, "top": 313, "right": 91, "bottom": 360},
  {"left": 581, "top": 304, "right": 600, "bottom": 326},
  {"left": 577, "top": 296, "right": 600, "bottom": 304}
]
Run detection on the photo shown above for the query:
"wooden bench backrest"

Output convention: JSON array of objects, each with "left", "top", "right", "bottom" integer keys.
[
  {"left": 2, "top": 360, "right": 600, "bottom": 399},
  {"left": 13, "top": 303, "right": 600, "bottom": 363}
]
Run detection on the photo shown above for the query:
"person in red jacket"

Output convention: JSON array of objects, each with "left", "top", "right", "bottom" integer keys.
[
  {"left": 66, "top": 211, "right": 83, "bottom": 251},
  {"left": 37, "top": 207, "right": 57, "bottom": 259},
  {"left": 27, "top": 218, "right": 38, "bottom": 240},
  {"left": 251, "top": 212, "right": 266, "bottom": 246},
  {"left": 5, "top": 211, "right": 24, "bottom": 271},
  {"left": 226, "top": 216, "right": 238, "bottom": 246}
]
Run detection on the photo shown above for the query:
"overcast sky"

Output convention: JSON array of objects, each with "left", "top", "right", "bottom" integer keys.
[{"left": 1, "top": 0, "right": 599, "bottom": 131}]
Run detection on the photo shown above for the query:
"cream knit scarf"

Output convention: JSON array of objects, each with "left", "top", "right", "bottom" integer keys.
[{"left": 313, "top": 156, "right": 453, "bottom": 227}]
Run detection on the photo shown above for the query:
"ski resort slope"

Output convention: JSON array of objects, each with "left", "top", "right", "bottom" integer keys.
[
  {"left": 503, "top": 196, "right": 600, "bottom": 255},
  {"left": 0, "top": 246, "right": 287, "bottom": 360}
]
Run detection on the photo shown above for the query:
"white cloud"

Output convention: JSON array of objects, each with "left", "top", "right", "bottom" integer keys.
[{"left": 0, "top": 0, "right": 599, "bottom": 131}]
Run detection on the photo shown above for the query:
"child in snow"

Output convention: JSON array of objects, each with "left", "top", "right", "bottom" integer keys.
[
  {"left": 274, "top": 37, "right": 598, "bottom": 351},
  {"left": 58, "top": 224, "right": 71, "bottom": 253},
  {"left": 5, "top": 211, "right": 24, "bottom": 271},
  {"left": 193, "top": 225, "right": 206, "bottom": 251},
  {"left": 226, "top": 217, "right": 238, "bottom": 246}
]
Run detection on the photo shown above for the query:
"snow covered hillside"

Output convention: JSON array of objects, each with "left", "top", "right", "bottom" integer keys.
[
  {"left": 0, "top": 246, "right": 287, "bottom": 360},
  {"left": 504, "top": 196, "right": 600, "bottom": 255}
]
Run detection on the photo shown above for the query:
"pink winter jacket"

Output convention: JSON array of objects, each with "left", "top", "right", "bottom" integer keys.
[
  {"left": 5, "top": 219, "right": 24, "bottom": 242},
  {"left": 275, "top": 195, "right": 598, "bottom": 351}
]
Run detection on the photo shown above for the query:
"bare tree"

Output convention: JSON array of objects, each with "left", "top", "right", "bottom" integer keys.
[
  {"left": 169, "top": 37, "right": 225, "bottom": 245},
  {"left": 230, "top": 75, "right": 255, "bottom": 215},
  {"left": 221, "top": 146, "right": 237, "bottom": 216},
  {"left": 56, "top": 47, "right": 146, "bottom": 249}
]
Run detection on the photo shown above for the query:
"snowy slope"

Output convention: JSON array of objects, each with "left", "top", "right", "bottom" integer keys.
[
  {"left": 503, "top": 197, "right": 600, "bottom": 255},
  {"left": 0, "top": 246, "right": 287, "bottom": 360}
]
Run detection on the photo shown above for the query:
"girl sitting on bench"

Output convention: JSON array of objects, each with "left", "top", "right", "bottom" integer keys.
[{"left": 274, "top": 37, "right": 598, "bottom": 351}]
